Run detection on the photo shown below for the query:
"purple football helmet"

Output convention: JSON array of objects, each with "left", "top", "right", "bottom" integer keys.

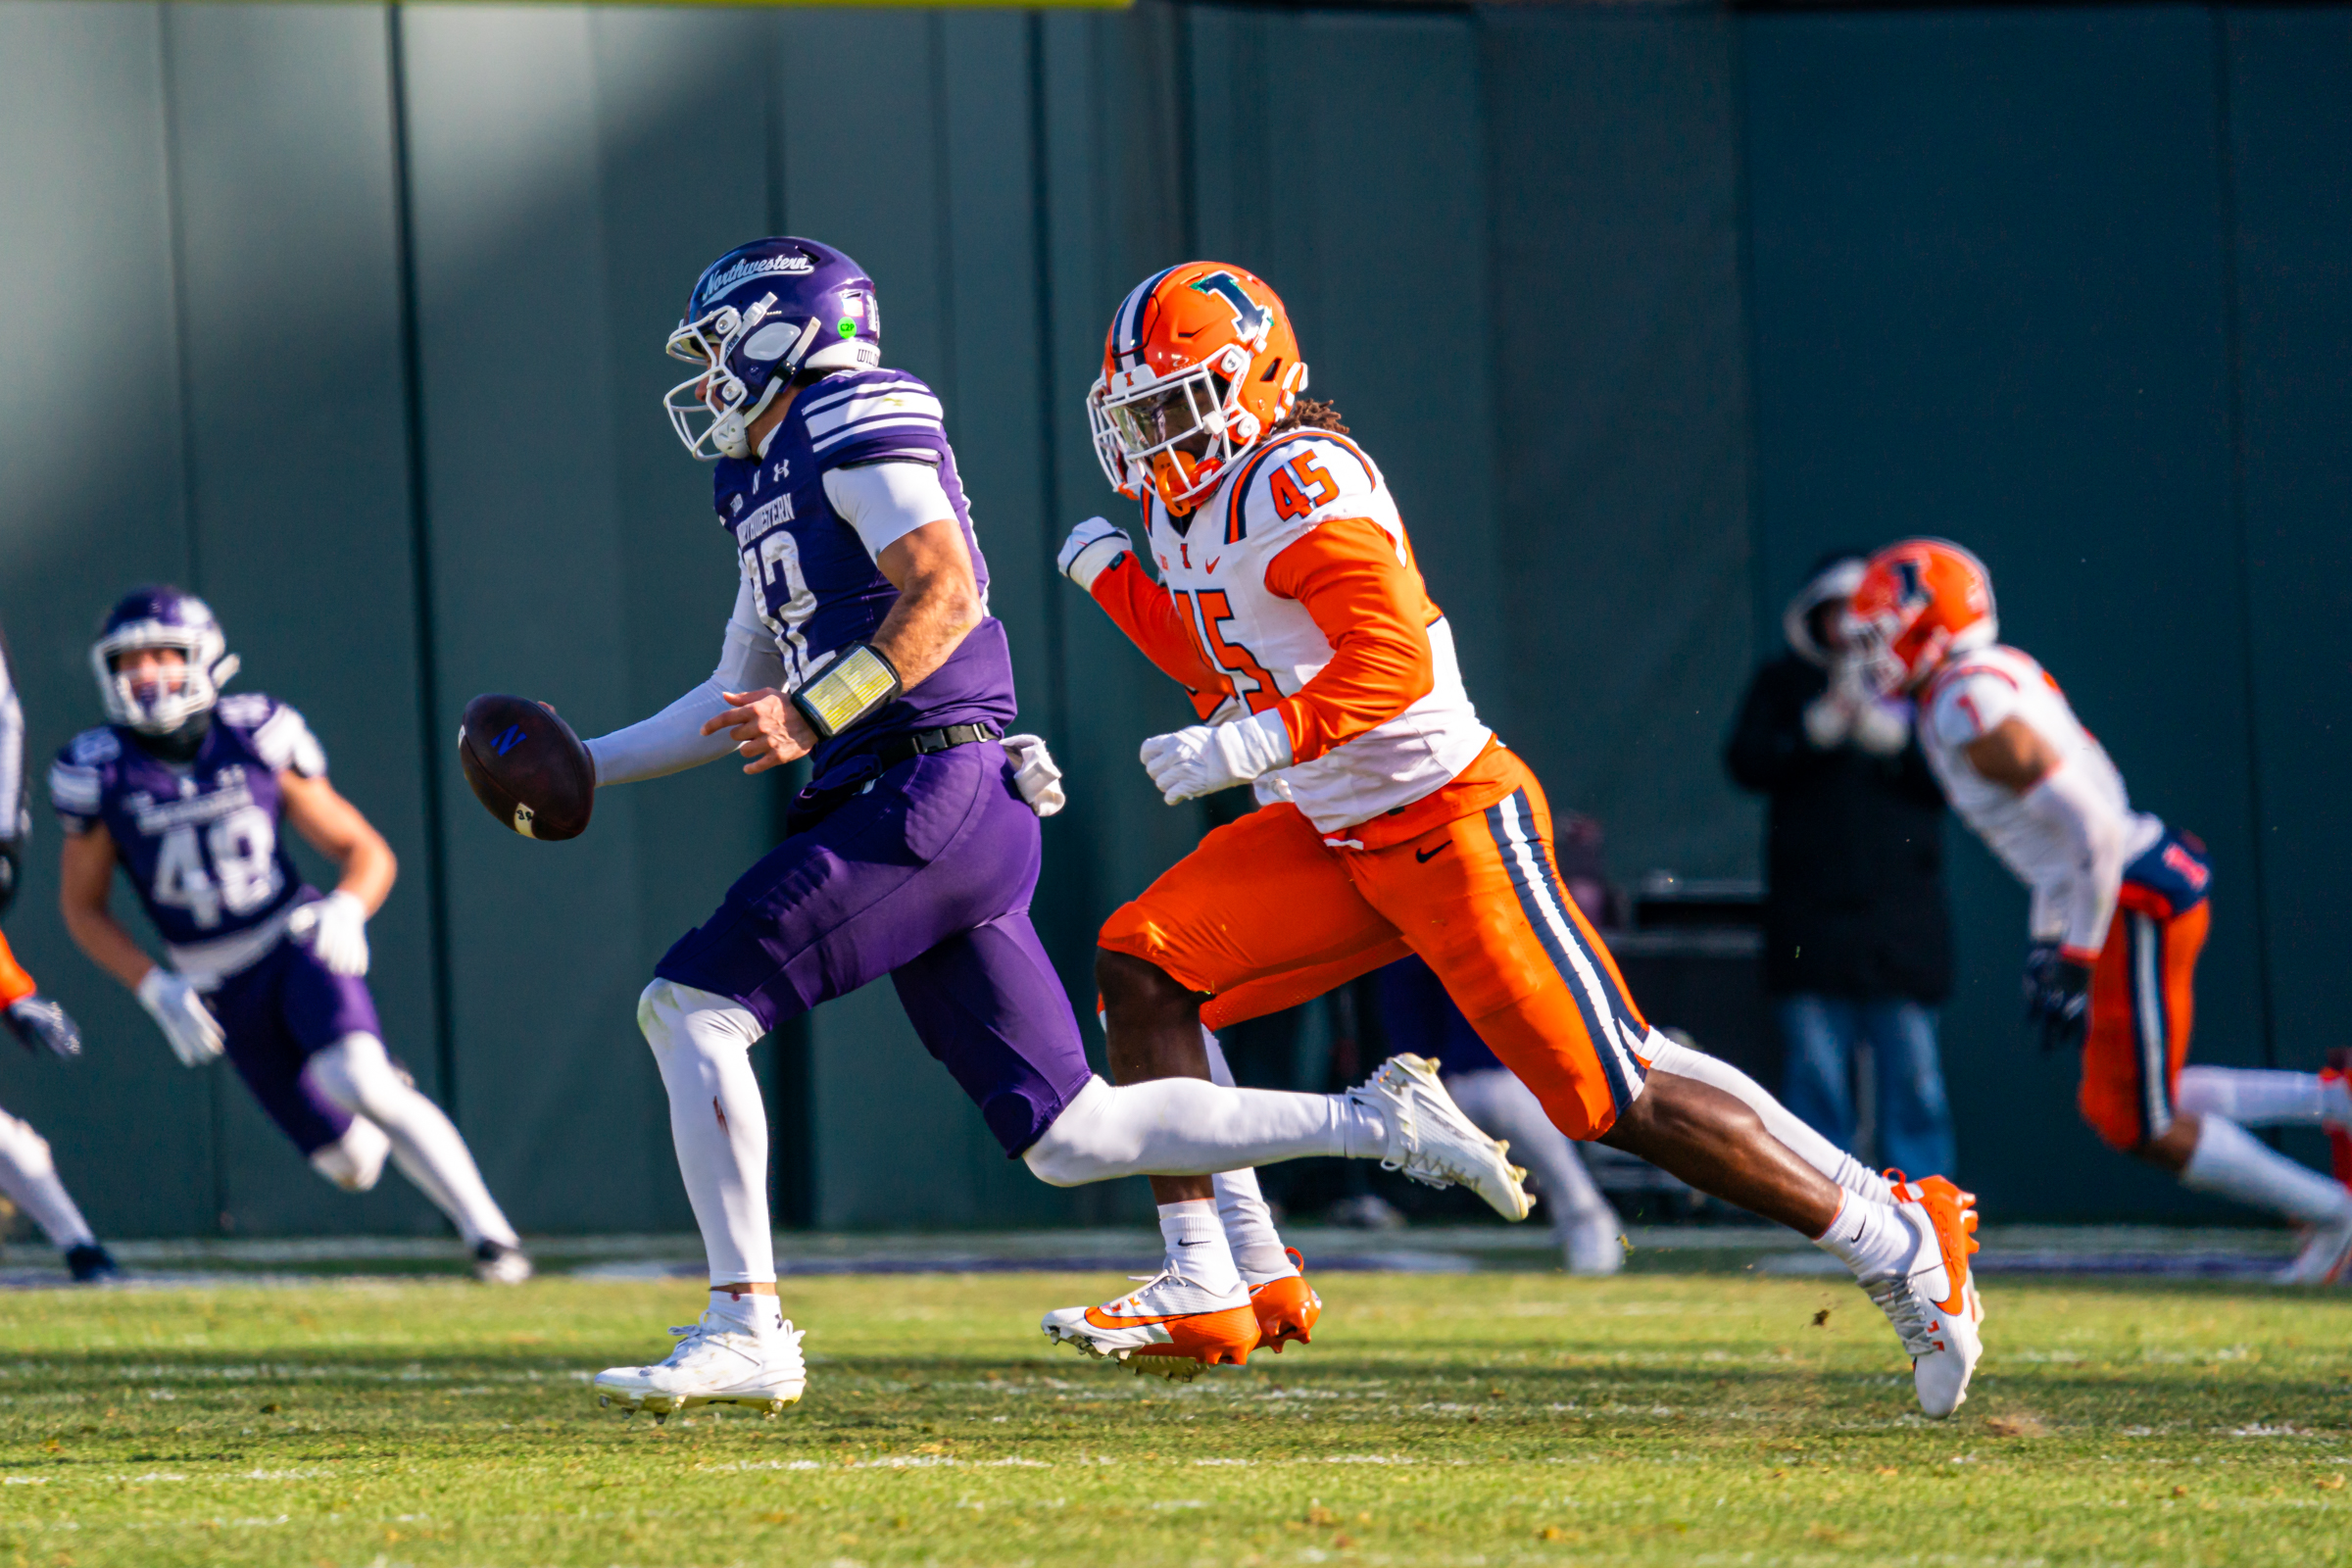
[
  {"left": 90, "top": 586, "right": 239, "bottom": 734},
  {"left": 662, "top": 237, "right": 882, "bottom": 461}
]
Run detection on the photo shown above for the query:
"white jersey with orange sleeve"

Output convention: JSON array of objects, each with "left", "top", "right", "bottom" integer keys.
[
  {"left": 1917, "top": 644, "right": 2162, "bottom": 956},
  {"left": 1135, "top": 427, "right": 1493, "bottom": 835}
]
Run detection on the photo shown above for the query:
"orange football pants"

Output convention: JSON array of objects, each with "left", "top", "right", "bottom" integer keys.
[
  {"left": 2079, "top": 892, "right": 2209, "bottom": 1152},
  {"left": 1099, "top": 756, "right": 1652, "bottom": 1141},
  {"left": 0, "top": 932, "right": 34, "bottom": 1008}
]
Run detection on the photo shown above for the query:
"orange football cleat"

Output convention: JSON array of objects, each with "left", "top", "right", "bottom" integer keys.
[
  {"left": 1248, "top": 1249, "right": 1322, "bottom": 1350},
  {"left": 1041, "top": 1269, "right": 1262, "bottom": 1382}
]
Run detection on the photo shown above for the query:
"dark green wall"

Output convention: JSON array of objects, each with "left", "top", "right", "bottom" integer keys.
[{"left": 0, "top": 2, "right": 2342, "bottom": 1234}]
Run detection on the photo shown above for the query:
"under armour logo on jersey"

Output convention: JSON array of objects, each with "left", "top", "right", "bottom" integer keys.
[
  {"left": 730, "top": 493, "right": 745, "bottom": 514},
  {"left": 1190, "top": 270, "right": 1271, "bottom": 346},
  {"left": 771, "top": 460, "right": 789, "bottom": 484}
]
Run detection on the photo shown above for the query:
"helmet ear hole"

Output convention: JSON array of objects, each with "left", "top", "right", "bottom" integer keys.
[{"left": 1258, "top": 357, "right": 1283, "bottom": 383}]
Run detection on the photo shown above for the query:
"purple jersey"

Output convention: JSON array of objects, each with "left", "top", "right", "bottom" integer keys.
[
  {"left": 48, "top": 693, "right": 324, "bottom": 958},
  {"left": 715, "top": 368, "right": 1017, "bottom": 772}
]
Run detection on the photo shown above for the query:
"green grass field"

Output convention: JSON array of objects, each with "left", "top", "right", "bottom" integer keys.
[{"left": 0, "top": 1270, "right": 2345, "bottom": 1566}]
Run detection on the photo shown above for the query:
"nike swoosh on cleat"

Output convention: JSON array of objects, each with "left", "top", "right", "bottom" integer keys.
[{"left": 1084, "top": 1308, "right": 1211, "bottom": 1329}]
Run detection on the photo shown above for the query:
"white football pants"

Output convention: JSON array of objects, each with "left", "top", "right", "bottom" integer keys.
[
  {"left": 0, "top": 1107, "right": 95, "bottom": 1250},
  {"left": 302, "top": 1034, "right": 518, "bottom": 1250}
]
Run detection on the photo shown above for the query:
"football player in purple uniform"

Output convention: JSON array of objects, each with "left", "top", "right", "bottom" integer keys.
[
  {"left": 50, "top": 588, "right": 530, "bottom": 1282},
  {"left": 0, "top": 631, "right": 118, "bottom": 1283},
  {"left": 574, "top": 237, "right": 1528, "bottom": 1417}
]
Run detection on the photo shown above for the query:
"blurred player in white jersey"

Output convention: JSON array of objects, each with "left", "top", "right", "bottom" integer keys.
[
  {"left": 0, "top": 632, "right": 118, "bottom": 1282},
  {"left": 1850, "top": 539, "right": 2352, "bottom": 1283}
]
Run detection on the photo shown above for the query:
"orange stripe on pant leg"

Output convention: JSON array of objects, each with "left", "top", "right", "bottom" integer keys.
[{"left": 0, "top": 931, "right": 35, "bottom": 1007}]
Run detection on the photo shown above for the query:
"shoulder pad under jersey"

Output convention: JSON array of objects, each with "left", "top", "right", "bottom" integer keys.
[
  {"left": 65, "top": 727, "right": 121, "bottom": 768},
  {"left": 49, "top": 729, "right": 117, "bottom": 823},
  {"left": 798, "top": 370, "right": 950, "bottom": 472},
  {"left": 1216, "top": 430, "right": 1384, "bottom": 549}
]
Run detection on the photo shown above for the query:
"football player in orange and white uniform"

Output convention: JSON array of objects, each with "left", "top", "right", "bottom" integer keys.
[
  {"left": 1850, "top": 538, "right": 2352, "bottom": 1283},
  {"left": 1045, "top": 264, "right": 1988, "bottom": 1418}
]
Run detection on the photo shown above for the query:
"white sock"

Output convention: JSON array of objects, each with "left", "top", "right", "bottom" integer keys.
[
  {"left": 1022, "top": 1074, "right": 1383, "bottom": 1187},
  {"left": 1199, "top": 1030, "right": 1296, "bottom": 1281},
  {"left": 1811, "top": 1191, "right": 1920, "bottom": 1282},
  {"left": 304, "top": 1034, "right": 518, "bottom": 1250},
  {"left": 707, "top": 1289, "right": 785, "bottom": 1337},
  {"left": 1445, "top": 1067, "right": 1622, "bottom": 1245},
  {"left": 1646, "top": 1036, "right": 1896, "bottom": 1203},
  {"left": 639, "top": 980, "right": 774, "bottom": 1285},
  {"left": 2180, "top": 1115, "right": 2352, "bottom": 1226},
  {"left": 0, "top": 1111, "right": 95, "bottom": 1250},
  {"left": 2177, "top": 1067, "right": 2347, "bottom": 1127},
  {"left": 1159, "top": 1198, "right": 1243, "bottom": 1295}
]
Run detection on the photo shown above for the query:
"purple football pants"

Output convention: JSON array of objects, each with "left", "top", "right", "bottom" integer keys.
[
  {"left": 202, "top": 931, "right": 373, "bottom": 1157},
  {"left": 656, "top": 740, "right": 1093, "bottom": 1155}
]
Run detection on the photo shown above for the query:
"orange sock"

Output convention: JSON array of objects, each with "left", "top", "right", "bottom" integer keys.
[{"left": 0, "top": 931, "right": 33, "bottom": 1008}]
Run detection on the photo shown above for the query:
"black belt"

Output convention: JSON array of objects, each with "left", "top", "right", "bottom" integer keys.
[{"left": 870, "top": 723, "right": 1001, "bottom": 770}]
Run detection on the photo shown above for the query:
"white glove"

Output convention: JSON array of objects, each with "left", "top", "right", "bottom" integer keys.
[
  {"left": 1002, "top": 733, "right": 1066, "bottom": 817},
  {"left": 288, "top": 891, "right": 370, "bottom": 977},
  {"left": 1849, "top": 694, "right": 1912, "bottom": 757},
  {"left": 1140, "top": 710, "right": 1293, "bottom": 805},
  {"left": 1801, "top": 691, "right": 1852, "bottom": 750},
  {"left": 136, "top": 967, "right": 224, "bottom": 1068},
  {"left": 1056, "top": 517, "right": 1132, "bottom": 592}
]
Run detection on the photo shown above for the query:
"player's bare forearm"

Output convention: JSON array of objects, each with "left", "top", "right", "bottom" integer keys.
[
  {"left": 1961, "top": 714, "right": 2061, "bottom": 792},
  {"left": 871, "top": 517, "right": 984, "bottom": 693},
  {"left": 58, "top": 824, "right": 158, "bottom": 991},
  {"left": 705, "top": 521, "right": 982, "bottom": 775},
  {"left": 280, "top": 772, "right": 396, "bottom": 916}
]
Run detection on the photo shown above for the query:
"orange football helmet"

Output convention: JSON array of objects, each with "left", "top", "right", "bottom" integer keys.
[
  {"left": 1847, "top": 538, "right": 2000, "bottom": 694},
  {"left": 1089, "top": 263, "right": 1307, "bottom": 514}
]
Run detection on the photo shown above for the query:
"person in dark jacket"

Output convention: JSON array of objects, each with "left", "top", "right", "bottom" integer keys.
[{"left": 1726, "top": 552, "right": 1955, "bottom": 1179}]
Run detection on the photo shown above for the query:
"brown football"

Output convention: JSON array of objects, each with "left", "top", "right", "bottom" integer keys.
[{"left": 457, "top": 694, "right": 595, "bottom": 841}]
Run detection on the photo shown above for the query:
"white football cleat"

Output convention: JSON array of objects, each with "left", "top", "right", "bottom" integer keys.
[
  {"left": 2278, "top": 1213, "right": 2352, "bottom": 1285},
  {"left": 471, "top": 1240, "right": 533, "bottom": 1286},
  {"left": 1042, "top": 1266, "right": 1260, "bottom": 1382},
  {"left": 1860, "top": 1175, "right": 1983, "bottom": 1419},
  {"left": 593, "top": 1311, "right": 807, "bottom": 1417},
  {"left": 1350, "top": 1054, "right": 1532, "bottom": 1220}
]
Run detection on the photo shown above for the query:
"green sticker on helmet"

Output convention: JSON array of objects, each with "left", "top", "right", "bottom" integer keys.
[{"left": 838, "top": 318, "right": 857, "bottom": 338}]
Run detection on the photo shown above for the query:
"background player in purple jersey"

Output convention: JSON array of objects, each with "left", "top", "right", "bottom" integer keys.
[
  {"left": 0, "top": 629, "right": 119, "bottom": 1283},
  {"left": 574, "top": 237, "right": 1530, "bottom": 1418},
  {"left": 50, "top": 588, "right": 531, "bottom": 1284}
]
